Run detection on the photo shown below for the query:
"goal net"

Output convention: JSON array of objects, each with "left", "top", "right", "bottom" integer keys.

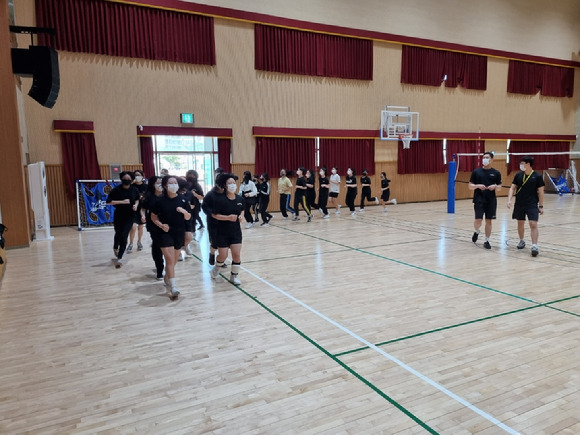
[{"left": 76, "top": 180, "right": 119, "bottom": 230}]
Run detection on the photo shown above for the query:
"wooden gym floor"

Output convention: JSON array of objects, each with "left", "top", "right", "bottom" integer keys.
[{"left": 1, "top": 195, "right": 579, "bottom": 434}]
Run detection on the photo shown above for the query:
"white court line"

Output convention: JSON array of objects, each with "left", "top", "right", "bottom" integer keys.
[{"left": 242, "top": 266, "right": 520, "bottom": 435}]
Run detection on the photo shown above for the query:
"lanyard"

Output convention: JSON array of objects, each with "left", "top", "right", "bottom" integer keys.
[{"left": 516, "top": 172, "right": 532, "bottom": 195}]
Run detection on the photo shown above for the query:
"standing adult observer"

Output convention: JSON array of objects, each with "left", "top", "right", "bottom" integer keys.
[
  {"left": 468, "top": 151, "right": 502, "bottom": 249},
  {"left": 106, "top": 171, "right": 140, "bottom": 267},
  {"left": 507, "top": 155, "right": 545, "bottom": 257}
]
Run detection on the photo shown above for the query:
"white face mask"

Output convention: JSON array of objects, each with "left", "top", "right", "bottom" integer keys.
[
  {"left": 227, "top": 183, "right": 237, "bottom": 193},
  {"left": 167, "top": 184, "right": 179, "bottom": 193},
  {"left": 134, "top": 176, "right": 143, "bottom": 182},
  {"left": 331, "top": 169, "right": 337, "bottom": 174},
  {"left": 155, "top": 183, "right": 163, "bottom": 192},
  {"left": 347, "top": 170, "right": 352, "bottom": 176},
  {"left": 519, "top": 164, "right": 526, "bottom": 171},
  {"left": 482, "top": 158, "right": 490, "bottom": 166}
]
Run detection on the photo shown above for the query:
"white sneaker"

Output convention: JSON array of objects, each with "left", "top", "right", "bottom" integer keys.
[
  {"left": 359, "top": 208, "right": 365, "bottom": 213},
  {"left": 178, "top": 251, "right": 185, "bottom": 261},
  {"left": 351, "top": 211, "right": 357, "bottom": 216},
  {"left": 185, "top": 245, "right": 194, "bottom": 256},
  {"left": 335, "top": 209, "right": 340, "bottom": 215},
  {"left": 323, "top": 214, "right": 330, "bottom": 219},
  {"left": 229, "top": 274, "right": 241, "bottom": 285},
  {"left": 245, "top": 222, "right": 254, "bottom": 229},
  {"left": 392, "top": 198, "right": 397, "bottom": 205},
  {"left": 211, "top": 266, "right": 222, "bottom": 281},
  {"left": 375, "top": 198, "right": 379, "bottom": 204}
]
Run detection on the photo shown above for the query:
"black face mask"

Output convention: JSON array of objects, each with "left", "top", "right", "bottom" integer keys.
[
  {"left": 187, "top": 177, "right": 196, "bottom": 183},
  {"left": 122, "top": 179, "right": 132, "bottom": 186}
]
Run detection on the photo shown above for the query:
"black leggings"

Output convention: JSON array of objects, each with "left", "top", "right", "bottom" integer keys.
[
  {"left": 279, "top": 194, "right": 295, "bottom": 217},
  {"left": 150, "top": 235, "right": 164, "bottom": 277},
  {"left": 360, "top": 188, "right": 376, "bottom": 208},
  {"left": 318, "top": 190, "right": 329, "bottom": 215},
  {"left": 243, "top": 199, "right": 255, "bottom": 223},
  {"left": 294, "top": 193, "right": 311, "bottom": 217},
  {"left": 113, "top": 216, "right": 134, "bottom": 259},
  {"left": 345, "top": 188, "right": 357, "bottom": 212},
  {"left": 260, "top": 196, "right": 273, "bottom": 222}
]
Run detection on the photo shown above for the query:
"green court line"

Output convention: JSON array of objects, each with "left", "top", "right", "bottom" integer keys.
[{"left": 191, "top": 254, "right": 439, "bottom": 434}]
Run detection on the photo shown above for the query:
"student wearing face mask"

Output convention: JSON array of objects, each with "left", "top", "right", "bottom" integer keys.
[
  {"left": 318, "top": 167, "right": 330, "bottom": 219},
  {"left": 379, "top": 172, "right": 397, "bottom": 213},
  {"left": 202, "top": 169, "right": 226, "bottom": 266},
  {"left": 142, "top": 176, "right": 165, "bottom": 279},
  {"left": 344, "top": 168, "right": 358, "bottom": 216},
  {"left": 106, "top": 171, "right": 140, "bottom": 267},
  {"left": 278, "top": 168, "right": 295, "bottom": 219},
  {"left": 329, "top": 166, "right": 341, "bottom": 214},
  {"left": 186, "top": 170, "right": 205, "bottom": 230},
  {"left": 257, "top": 173, "right": 273, "bottom": 226},
  {"left": 359, "top": 169, "right": 379, "bottom": 212},
  {"left": 239, "top": 171, "right": 258, "bottom": 228},
  {"left": 469, "top": 152, "right": 502, "bottom": 249},
  {"left": 293, "top": 167, "right": 312, "bottom": 222},
  {"left": 305, "top": 169, "right": 317, "bottom": 211},
  {"left": 210, "top": 173, "right": 245, "bottom": 285},
  {"left": 150, "top": 175, "right": 192, "bottom": 299},
  {"left": 127, "top": 169, "right": 147, "bottom": 253},
  {"left": 507, "top": 155, "right": 545, "bottom": 257}
]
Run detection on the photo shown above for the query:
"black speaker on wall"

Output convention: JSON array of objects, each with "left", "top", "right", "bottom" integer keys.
[{"left": 11, "top": 46, "right": 60, "bottom": 109}]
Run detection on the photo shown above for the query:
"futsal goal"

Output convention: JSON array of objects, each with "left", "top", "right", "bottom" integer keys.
[{"left": 75, "top": 180, "right": 119, "bottom": 230}]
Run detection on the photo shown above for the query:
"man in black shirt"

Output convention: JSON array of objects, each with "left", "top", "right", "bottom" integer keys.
[
  {"left": 469, "top": 152, "right": 502, "bottom": 249},
  {"left": 507, "top": 155, "right": 545, "bottom": 257}
]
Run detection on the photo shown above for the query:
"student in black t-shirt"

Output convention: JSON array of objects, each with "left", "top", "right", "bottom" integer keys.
[
  {"left": 106, "top": 171, "right": 140, "bottom": 267},
  {"left": 379, "top": 172, "right": 397, "bottom": 213},
  {"left": 150, "top": 175, "right": 192, "bottom": 298},
  {"left": 507, "top": 155, "right": 545, "bottom": 257},
  {"left": 469, "top": 152, "right": 502, "bottom": 249},
  {"left": 305, "top": 169, "right": 317, "bottom": 211},
  {"left": 344, "top": 167, "right": 358, "bottom": 216},
  {"left": 128, "top": 169, "right": 147, "bottom": 253},
  {"left": 318, "top": 167, "right": 330, "bottom": 219},
  {"left": 186, "top": 169, "right": 205, "bottom": 230},
  {"left": 359, "top": 169, "right": 378, "bottom": 212},
  {"left": 257, "top": 173, "right": 273, "bottom": 226},
  {"left": 141, "top": 176, "right": 165, "bottom": 279},
  {"left": 201, "top": 170, "right": 224, "bottom": 266},
  {"left": 293, "top": 167, "right": 312, "bottom": 222},
  {"left": 210, "top": 173, "right": 245, "bottom": 285}
]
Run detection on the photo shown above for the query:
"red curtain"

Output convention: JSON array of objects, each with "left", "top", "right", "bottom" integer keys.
[
  {"left": 61, "top": 132, "right": 101, "bottom": 200},
  {"left": 507, "top": 60, "right": 574, "bottom": 97},
  {"left": 508, "top": 141, "right": 571, "bottom": 173},
  {"left": 401, "top": 46, "right": 487, "bottom": 90},
  {"left": 255, "top": 137, "right": 316, "bottom": 176},
  {"left": 217, "top": 138, "right": 231, "bottom": 173},
  {"left": 36, "top": 0, "right": 216, "bottom": 65},
  {"left": 397, "top": 140, "right": 445, "bottom": 174},
  {"left": 255, "top": 24, "right": 372, "bottom": 80},
  {"left": 319, "top": 139, "right": 375, "bottom": 175},
  {"left": 446, "top": 140, "right": 481, "bottom": 173},
  {"left": 139, "top": 136, "right": 155, "bottom": 177}
]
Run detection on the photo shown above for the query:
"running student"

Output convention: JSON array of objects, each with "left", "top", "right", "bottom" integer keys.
[
  {"left": 201, "top": 169, "right": 225, "bottom": 266},
  {"left": 258, "top": 173, "right": 273, "bottom": 226},
  {"left": 141, "top": 176, "right": 165, "bottom": 279},
  {"left": 344, "top": 168, "right": 357, "bottom": 216},
  {"left": 507, "top": 155, "right": 545, "bottom": 257},
  {"left": 106, "top": 171, "right": 139, "bottom": 268},
  {"left": 329, "top": 167, "right": 341, "bottom": 214},
  {"left": 305, "top": 169, "right": 316, "bottom": 211},
  {"left": 293, "top": 167, "right": 312, "bottom": 222},
  {"left": 211, "top": 173, "right": 245, "bottom": 285},
  {"left": 150, "top": 175, "right": 192, "bottom": 299},
  {"left": 128, "top": 169, "right": 147, "bottom": 252},
  {"left": 379, "top": 172, "right": 397, "bottom": 212},
  {"left": 278, "top": 169, "right": 295, "bottom": 219},
  {"left": 239, "top": 171, "right": 258, "bottom": 228},
  {"left": 469, "top": 151, "right": 502, "bottom": 249},
  {"left": 318, "top": 167, "right": 330, "bottom": 219},
  {"left": 359, "top": 169, "right": 378, "bottom": 212}
]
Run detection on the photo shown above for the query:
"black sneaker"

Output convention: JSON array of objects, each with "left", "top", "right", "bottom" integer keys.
[
  {"left": 472, "top": 232, "right": 479, "bottom": 243},
  {"left": 531, "top": 246, "right": 539, "bottom": 257},
  {"left": 483, "top": 241, "right": 491, "bottom": 250},
  {"left": 209, "top": 253, "right": 215, "bottom": 265},
  {"left": 307, "top": 215, "right": 312, "bottom": 222},
  {"left": 517, "top": 240, "right": 526, "bottom": 249}
]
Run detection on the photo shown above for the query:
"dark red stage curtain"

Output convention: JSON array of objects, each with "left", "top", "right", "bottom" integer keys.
[
  {"left": 508, "top": 61, "right": 574, "bottom": 97},
  {"left": 255, "top": 24, "right": 372, "bottom": 80},
  {"left": 507, "top": 141, "right": 571, "bottom": 173},
  {"left": 36, "top": 0, "right": 216, "bottom": 65},
  {"left": 319, "top": 138, "right": 375, "bottom": 175},
  {"left": 397, "top": 140, "right": 445, "bottom": 174},
  {"left": 217, "top": 138, "right": 231, "bottom": 173},
  {"left": 401, "top": 46, "right": 487, "bottom": 90},
  {"left": 139, "top": 136, "right": 155, "bottom": 177},
  {"left": 255, "top": 137, "right": 316, "bottom": 176},
  {"left": 446, "top": 140, "right": 480, "bottom": 173},
  {"left": 61, "top": 132, "right": 101, "bottom": 200}
]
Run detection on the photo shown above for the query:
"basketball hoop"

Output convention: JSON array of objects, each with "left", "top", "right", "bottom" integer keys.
[{"left": 399, "top": 134, "right": 413, "bottom": 149}]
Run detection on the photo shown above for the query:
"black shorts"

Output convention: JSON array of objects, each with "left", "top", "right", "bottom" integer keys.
[
  {"left": 512, "top": 204, "right": 540, "bottom": 221},
  {"left": 215, "top": 227, "right": 242, "bottom": 248},
  {"left": 158, "top": 231, "right": 185, "bottom": 250},
  {"left": 329, "top": 192, "right": 339, "bottom": 198},
  {"left": 184, "top": 219, "right": 194, "bottom": 232},
  {"left": 474, "top": 199, "right": 497, "bottom": 220},
  {"left": 381, "top": 189, "right": 390, "bottom": 201},
  {"left": 132, "top": 214, "right": 144, "bottom": 225}
]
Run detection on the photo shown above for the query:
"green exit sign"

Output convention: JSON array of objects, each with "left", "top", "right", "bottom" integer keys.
[{"left": 180, "top": 113, "right": 194, "bottom": 124}]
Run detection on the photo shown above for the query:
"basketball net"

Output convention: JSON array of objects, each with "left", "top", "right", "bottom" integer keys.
[{"left": 399, "top": 134, "right": 412, "bottom": 149}]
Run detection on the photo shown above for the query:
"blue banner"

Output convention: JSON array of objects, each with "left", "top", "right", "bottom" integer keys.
[{"left": 81, "top": 182, "right": 118, "bottom": 225}]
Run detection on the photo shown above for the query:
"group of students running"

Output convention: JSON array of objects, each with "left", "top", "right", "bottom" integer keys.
[{"left": 277, "top": 167, "right": 396, "bottom": 221}]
